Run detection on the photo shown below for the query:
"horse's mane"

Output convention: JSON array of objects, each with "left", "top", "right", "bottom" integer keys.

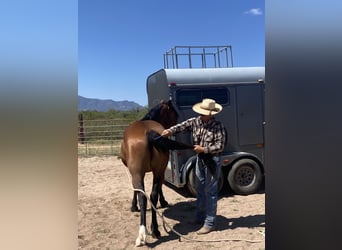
[
  {"left": 140, "top": 103, "right": 163, "bottom": 121},
  {"left": 140, "top": 100, "right": 178, "bottom": 122},
  {"left": 141, "top": 100, "right": 188, "bottom": 153}
]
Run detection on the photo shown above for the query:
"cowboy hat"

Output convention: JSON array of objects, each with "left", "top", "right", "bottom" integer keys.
[{"left": 192, "top": 98, "right": 222, "bottom": 116}]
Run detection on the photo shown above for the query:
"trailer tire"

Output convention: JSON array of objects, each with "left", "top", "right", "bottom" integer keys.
[
  {"left": 227, "top": 158, "right": 263, "bottom": 195},
  {"left": 187, "top": 167, "right": 224, "bottom": 197}
]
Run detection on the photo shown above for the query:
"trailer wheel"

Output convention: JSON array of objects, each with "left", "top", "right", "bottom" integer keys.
[
  {"left": 187, "top": 167, "right": 224, "bottom": 197},
  {"left": 227, "top": 158, "right": 263, "bottom": 195}
]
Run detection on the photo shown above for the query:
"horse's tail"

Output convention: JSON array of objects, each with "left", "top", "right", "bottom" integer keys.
[{"left": 146, "top": 130, "right": 194, "bottom": 153}]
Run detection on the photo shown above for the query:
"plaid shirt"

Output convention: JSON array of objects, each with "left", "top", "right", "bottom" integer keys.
[{"left": 168, "top": 116, "right": 226, "bottom": 154}]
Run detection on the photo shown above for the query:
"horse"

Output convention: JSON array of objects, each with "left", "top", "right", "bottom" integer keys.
[{"left": 120, "top": 100, "right": 193, "bottom": 246}]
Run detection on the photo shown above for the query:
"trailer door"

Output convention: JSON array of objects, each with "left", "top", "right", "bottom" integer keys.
[{"left": 236, "top": 85, "right": 264, "bottom": 146}]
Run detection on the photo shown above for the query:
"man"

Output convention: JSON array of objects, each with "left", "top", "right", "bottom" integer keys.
[{"left": 161, "top": 98, "right": 226, "bottom": 234}]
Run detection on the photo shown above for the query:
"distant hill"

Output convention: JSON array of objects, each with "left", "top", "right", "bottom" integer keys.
[{"left": 78, "top": 96, "right": 143, "bottom": 111}]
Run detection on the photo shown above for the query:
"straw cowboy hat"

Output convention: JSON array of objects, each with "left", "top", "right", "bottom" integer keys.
[{"left": 192, "top": 98, "right": 223, "bottom": 116}]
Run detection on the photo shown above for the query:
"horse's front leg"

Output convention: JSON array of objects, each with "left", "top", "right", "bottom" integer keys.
[
  {"left": 131, "top": 191, "right": 139, "bottom": 212},
  {"left": 158, "top": 185, "right": 168, "bottom": 208},
  {"left": 150, "top": 177, "right": 161, "bottom": 239}
]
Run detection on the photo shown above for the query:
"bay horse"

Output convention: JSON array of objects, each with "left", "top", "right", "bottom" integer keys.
[{"left": 120, "top": 100, "right": 192, "bottom": 246}]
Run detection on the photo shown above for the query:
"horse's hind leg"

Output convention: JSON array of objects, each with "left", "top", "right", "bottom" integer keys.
[
  {"left": 136, "top": 190, "right": 147, "bottom": 246},
  {"left": 131, "top": 175, "right": 147, "bottom": 246},
  {"left": 131, "top": 191, "right": 139, "bottom": 212},
  {"left": 159, "top": 185, "right": 168, "bottom": 208},
  {"left": 150, "top": 176, "right": 162, "bottom": 239},
  {"left": 135, "top": 186, "right": 147, "bottom": 246}
]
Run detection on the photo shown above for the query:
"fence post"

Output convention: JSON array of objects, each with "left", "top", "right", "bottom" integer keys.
[{"left": 78, "top": 113, "right": 85, "bottom": 144}]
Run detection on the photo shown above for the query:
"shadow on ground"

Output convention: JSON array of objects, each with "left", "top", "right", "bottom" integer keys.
[
  {"left": 163, "top": 180, "right": 265, "bottom": 199},
  {"left": 148, "top": 200, "right": 265, "bottom": 248}
]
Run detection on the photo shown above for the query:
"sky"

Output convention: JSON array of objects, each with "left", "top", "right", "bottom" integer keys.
[{"left": 79, "top": 0, "right": 265, "bottom": 106}]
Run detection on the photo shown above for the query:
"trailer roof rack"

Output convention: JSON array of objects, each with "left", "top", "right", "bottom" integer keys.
[{"left": 163, "top": 45, "right": 233, "bottom": 69}]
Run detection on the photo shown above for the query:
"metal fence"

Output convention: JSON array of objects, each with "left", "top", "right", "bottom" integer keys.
[{"left": 78, "top": 118, "right": 131, "bottom": 156}]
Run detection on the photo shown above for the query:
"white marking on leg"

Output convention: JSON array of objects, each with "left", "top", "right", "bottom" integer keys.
[{"left": 135, "top": 225, "right": 147, "bottom": 247}]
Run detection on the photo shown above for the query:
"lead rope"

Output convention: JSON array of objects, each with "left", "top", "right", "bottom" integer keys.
[{"left": 123, "top": 167, "right": 264, "bottom": 243}]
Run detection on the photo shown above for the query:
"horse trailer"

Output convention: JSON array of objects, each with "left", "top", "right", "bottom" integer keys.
[{"left": 146, "top": 66, "right": 265, "bottom": 196}]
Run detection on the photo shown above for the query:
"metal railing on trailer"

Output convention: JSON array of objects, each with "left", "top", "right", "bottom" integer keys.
[{"left": 163, "top": 45, "right": 233, "bottom": 69}]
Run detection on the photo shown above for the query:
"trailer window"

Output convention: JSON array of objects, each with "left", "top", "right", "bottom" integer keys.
[{"left": 176, "top": 88, "right": 229, "bottom": 107}]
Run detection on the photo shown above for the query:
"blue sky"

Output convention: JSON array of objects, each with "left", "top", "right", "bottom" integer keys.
[{"left": 79, "top": 0, "right": 265, "bottom": 106}]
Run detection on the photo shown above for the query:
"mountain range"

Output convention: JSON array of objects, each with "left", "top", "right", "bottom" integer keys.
[{"left": 78, "top": 96, "right": 143, "bottom": 111}]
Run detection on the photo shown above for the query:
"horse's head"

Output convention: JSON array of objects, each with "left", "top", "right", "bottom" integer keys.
[{"left": 141, "top": 100, "right": 178, "bottom": 129}]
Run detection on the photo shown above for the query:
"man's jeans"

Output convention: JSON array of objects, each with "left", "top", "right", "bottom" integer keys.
[{"left": 195, "top": 155, "right": 221, "bottom": 228}]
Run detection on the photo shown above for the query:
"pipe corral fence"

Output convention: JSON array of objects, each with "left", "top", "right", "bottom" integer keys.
[{"left": 78, "top": 115, "right": 131, "bottom": 156}]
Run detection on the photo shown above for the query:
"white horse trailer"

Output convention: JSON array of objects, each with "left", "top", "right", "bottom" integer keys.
[{"left": 146, "top": 66, "right": 265, "bottom": 196}]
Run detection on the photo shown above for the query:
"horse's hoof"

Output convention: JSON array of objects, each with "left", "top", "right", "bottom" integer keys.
[
  {"left": 135, "top": 239, "right": 146, "bottom": 247},
  {"left": 135, "top": 225, "right": 147, "bottom": 246},
  {"left": 131, "top": 206, "right": 139, "bottom": 212},
  {"left": 160, "top": 200, "right": 168, "bottom": 208},
  {"left": 152, "top": 230, "right": 161, "bottom": 239}
]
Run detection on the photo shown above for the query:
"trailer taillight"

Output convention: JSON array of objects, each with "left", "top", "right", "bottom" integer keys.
[{"left": 223, "top": 159, "right": 230, "bottom": 164}]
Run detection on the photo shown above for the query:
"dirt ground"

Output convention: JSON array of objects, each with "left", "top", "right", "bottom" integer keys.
[{"left": 78, "top": 156, "right": 265, "bottom": 250}]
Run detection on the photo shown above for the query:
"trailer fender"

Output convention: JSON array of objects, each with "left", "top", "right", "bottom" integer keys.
[
  {"left": 180, "top": 155, "right": 197, "bottom": 184},
  {"left": 181, "top": 155, "right": 224, "bottom": 197},
  {"left": 221, "top": 152, "right": 264, "bottom": 173}
]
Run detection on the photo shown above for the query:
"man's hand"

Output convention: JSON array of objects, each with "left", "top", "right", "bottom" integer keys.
[
  {"left": 194, "top": 145, "right": 205, "bottom": 154},
  {"left": 161, "top": 129, "right": 171, "bottom": 137}
]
